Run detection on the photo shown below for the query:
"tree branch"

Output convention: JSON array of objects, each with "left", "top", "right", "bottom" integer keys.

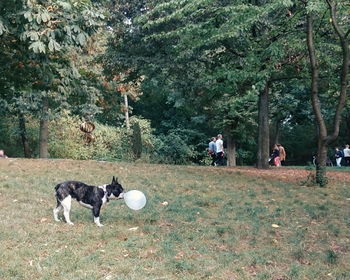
[
  {"left": 306, "top": 12, "right": 328, "bottom": 140},
  {"left": 345, "top": 29, "right": 350, "bottom": 38},
  {"left": 325, "top": 0, "right": 350, "bottom": 143}
]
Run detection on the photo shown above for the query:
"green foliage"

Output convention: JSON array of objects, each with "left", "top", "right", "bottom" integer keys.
[
  {"left": 102, "top": 0, "right": 310, "bottom": 166},
  {"left": 49, "top": 113, "right": 129, "bottom": 160},
  {"left": 47, "top": 114, "right": 157, "bottom": 161},
  {"left": 154, "top": 129, "right": 200, "bottom": 165},
  {"left": 129, "top": 116, "right": 156, "bottom": 156},
  {"left": 21, "top": 0, "right": 105, "bottom": 54},
  {"left": 0, "top": 0, "right": 106, "bottom": 118},
  {"left": 1, "top": 0, "right": 350, "bottom": 166},
  {"left": 0, "top": 115, "right": 39, "bottom": 157}
]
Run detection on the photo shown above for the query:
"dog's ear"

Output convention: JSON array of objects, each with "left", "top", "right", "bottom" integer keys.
[{"left": 112, "top": 176, "right": 118, "bottom": 184}]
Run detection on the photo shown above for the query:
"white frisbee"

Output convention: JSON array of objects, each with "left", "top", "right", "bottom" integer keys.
[{"left": 124, "top": 190, "right": 147, "bottom": 210}]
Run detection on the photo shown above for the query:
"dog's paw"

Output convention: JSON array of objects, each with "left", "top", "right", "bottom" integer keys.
[
  {"left": 67, "top": 222, "right": 74, "bottom": 226},
  {"left": 94, "top": 217, "right": 103, "bottom": 227}
]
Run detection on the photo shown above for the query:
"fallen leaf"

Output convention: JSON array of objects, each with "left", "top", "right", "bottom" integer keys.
[{"left": 128, "top": 226, "right": 139, "bottom": 231}]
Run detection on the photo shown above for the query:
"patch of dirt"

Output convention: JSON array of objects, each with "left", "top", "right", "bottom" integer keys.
[{"left": 226, "top": 166, "right": 350, "bottom": 184}]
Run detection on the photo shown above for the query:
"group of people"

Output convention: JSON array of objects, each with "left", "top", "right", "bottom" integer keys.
[
  {"left": 270, "top": 143, "right": 286, "bottom": 167},
  {"left": 208, "top": 134, "right": 225, "bottom": 166},
  {"left": 334, "top": 145, "right": 350, "bottom": 167}
]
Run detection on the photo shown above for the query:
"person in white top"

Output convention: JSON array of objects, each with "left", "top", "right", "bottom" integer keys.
[
  {"left": 343, "top": 144, "right": 350, "bottom": 166},
  {"left": 215, "top": 134, "right": 224, "bottom": 166},
  {"left": 335, "top": 147, "right": 343, "bottom": 167}
]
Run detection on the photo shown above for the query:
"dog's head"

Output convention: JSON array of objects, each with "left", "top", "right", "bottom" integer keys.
[{"left": 106, "top": 176, "right": 124, "bottom": 200}]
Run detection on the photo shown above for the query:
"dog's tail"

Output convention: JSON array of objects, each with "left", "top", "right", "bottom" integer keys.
[{"left": 54, "top": 183, "right": 62, "bottom": 198}]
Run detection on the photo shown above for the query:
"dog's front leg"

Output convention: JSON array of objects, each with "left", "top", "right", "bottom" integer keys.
[{"left": 93, "top": 206, "right": 103, "bottom": 227}]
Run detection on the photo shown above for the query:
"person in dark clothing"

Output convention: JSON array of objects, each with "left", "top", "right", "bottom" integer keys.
[
  {"left": 215, "top": 134, "right": 225, "bottom": 166},
  {"left": 208, "top": 137, "right": 217, "bottom": 166},
  {"left": 335, "top": 147, "right": 343, "bottom": 167},
  {"left": 270, "top": 144, "right": 281, "bottom": 166}
]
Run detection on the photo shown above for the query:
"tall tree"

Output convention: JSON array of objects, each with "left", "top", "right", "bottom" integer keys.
[
  {"left": 305, "top": 0, "right": 350, "bottom": 185},
  {"left": 1, "top": 0, "right": 105, "bottom": 157}
]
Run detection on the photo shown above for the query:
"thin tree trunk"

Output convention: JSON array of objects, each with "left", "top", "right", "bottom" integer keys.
[
  {"left": 124, "top": 93, "right": 130, "bottom": 131},
  {"left": 39, "top": 98, "right": 49, "bottom": 158},
  {"left": 18, "top": 113, "right": 32, "bottom": 158},
  {"left": 257, "top": 82, "right": 270, "bottom": 169},
  {"left": 307, "top": 13, "right": 328, "bottom": 185},
  {"left": 316, "top": 140, "right": 329, "bottom": 186}
]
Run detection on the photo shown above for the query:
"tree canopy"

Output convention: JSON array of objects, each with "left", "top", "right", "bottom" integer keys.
[{"left": 1, "top": 0, "right": 350, "bottom": 185}]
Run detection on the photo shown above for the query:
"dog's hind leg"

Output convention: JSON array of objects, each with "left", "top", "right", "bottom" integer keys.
[
  {"left": 53, "top": 201, "right": 63, "bottom": 222},
  {"left": 61, "top": 195, "right": 74, "bottom": 225}
]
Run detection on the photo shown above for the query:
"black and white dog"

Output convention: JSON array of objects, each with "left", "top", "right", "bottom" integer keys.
[{"left": 53, "top": 176, "right": 124, "bottom": 227}]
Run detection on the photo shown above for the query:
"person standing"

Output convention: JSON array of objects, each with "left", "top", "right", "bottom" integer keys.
[
  {"left": 343, "top": 144, "right": 350, "bottom": 166},
  {"left": 335, "top": 147, "right": 343, "bottom": 167},
  {"left": 277, "top": 144, "right": 286, "bottom": 166},
  {"left": 215, "top": 134, "right": 224, "bottom": 166},
  {"left": 0, "top": 150, "right": 8, "bottom": 158},
  {"left": 270, "top": 144, "right": 281, "bottom": 167},
  {"left": 208, "top": 137, "right": 217, "bottom": 166}
]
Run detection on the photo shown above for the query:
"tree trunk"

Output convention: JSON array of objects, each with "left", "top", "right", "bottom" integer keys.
[
  {"left": 225, "top": 132, "right": 236, "bottom": 166},
  {"left": 307, "top": 13, "right": 328, "bottom": 185},
  {"left": 18, "top": 113, "right": 32, "bottom": 158},
  {"left": 39, "top": 98, "right": 49, "bottom": 158},
  {"left": 256, "top": 82, "right": 270, "bottom": 169},
  {"left": 315, "top": 140, "right": 328, "bottom": 186},
  {"left": 124, "top": 93, "right": 130, "bottom": 131}
]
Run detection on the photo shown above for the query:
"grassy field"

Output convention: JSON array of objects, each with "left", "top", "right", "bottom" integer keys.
[{"left": 0, "top": 159, "right": 349, "bottom": 280}]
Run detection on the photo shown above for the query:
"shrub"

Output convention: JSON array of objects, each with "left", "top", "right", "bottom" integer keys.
[
  {"left": 49, "top": 114, "right": 157, "bottom": 161},
  {"left": 153, "top": 130, "right": 195, "bottom": 164},
  {"left": 49, "top": 113, "right": 130, "bottom": 160}
]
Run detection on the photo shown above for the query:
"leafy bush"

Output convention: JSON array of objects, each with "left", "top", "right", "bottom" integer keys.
[
  {"left": 153, "top": 130, "right": 197, "bottom": 164},
  {"left": 49, "top": 114, "right": 156, "bottom": 161},
  {"left": 0, "top": 113, "right": 206, "bottom": 165},
  {"left": 49, "top": 113, "right": 130, "bottom": 160}
]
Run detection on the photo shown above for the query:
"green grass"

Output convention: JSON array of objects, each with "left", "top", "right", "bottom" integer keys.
[{"left": 0, "top": 159, "right": 349, "bottom": 279}]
